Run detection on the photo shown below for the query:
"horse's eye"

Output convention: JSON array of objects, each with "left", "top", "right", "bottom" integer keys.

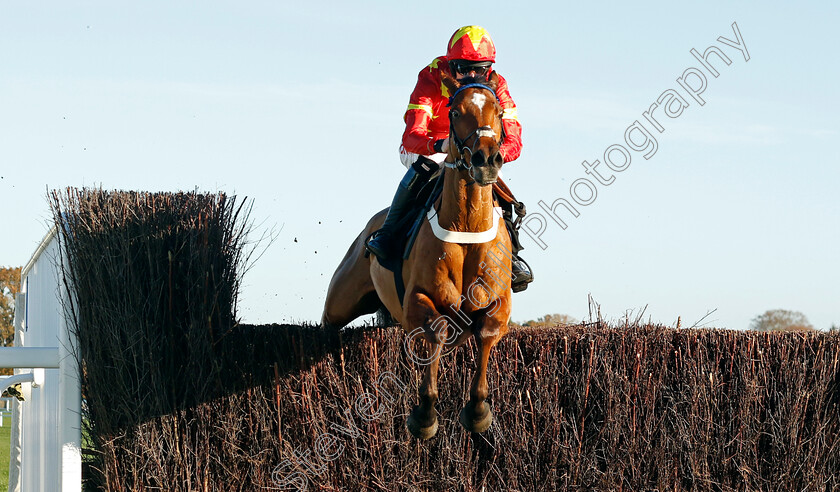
[{"left": 450, "top": 110, "right": 460, "bottom": 119}]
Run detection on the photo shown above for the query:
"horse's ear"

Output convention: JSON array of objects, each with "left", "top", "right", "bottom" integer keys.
[
  {"left": 485, "top": 71, "right": 500, "bottom": 92},
  {"left": 441, "top": 71, "right": 460, "bottom": 96}
]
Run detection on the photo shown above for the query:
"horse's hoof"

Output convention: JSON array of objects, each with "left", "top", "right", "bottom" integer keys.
[
  {"left": 459, "top": 404, "right": 493, "bottom": 434},
  {"left": 407, "top": 413, "right": 439, "bottom": 440}
]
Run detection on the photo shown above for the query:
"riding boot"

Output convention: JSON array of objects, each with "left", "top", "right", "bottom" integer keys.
[
  {"left": 503, "top": 213, "right": 534, "bottom": 293},
  {"left": 366, "top": 159, "right": 437, "bottom": 261}
]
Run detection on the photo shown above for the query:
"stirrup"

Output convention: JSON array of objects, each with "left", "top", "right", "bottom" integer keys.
[{"left": 511, "top": 256, "right": 533, "bottom": 293}]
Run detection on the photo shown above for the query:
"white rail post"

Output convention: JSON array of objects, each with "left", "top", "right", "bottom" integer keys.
[
  {"left": 58, "top": 292, "right": 83, "bottom": 492},
  {"left": 9, "top": 229, "right": 84, "bottom": 492}
]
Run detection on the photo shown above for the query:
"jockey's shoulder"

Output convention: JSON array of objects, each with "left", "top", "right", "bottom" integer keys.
[{"left": 424, "top": 56, "right": 449, "bottom": 73}]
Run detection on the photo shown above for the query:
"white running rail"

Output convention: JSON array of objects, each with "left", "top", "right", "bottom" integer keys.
[{"left": 2, "top": 228, "right": 82, "bottom": 492}]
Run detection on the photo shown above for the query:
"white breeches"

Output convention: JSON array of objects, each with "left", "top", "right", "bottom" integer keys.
[{"left": 399, "top": 144, "right": 448, "bottom": 169}]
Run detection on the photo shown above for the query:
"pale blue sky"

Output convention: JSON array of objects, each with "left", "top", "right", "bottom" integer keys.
[{"left": 1, "top": 1, "right": 838, "bottom": 330}]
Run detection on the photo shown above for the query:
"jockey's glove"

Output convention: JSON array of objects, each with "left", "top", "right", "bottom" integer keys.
[{"left": 433, "top": 139, "right": 449, "bottom": 154}]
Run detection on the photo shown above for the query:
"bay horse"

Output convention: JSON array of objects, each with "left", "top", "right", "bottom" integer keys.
[{"left": 322, "top": 71, "right": 512, "bottom": 440}]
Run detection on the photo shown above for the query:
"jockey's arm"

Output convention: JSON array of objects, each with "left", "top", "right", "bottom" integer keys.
[
  {"left": 402, "top": 109, "right": 437, "bottom": 155},
  {"left": 495, "top": 75, "right": 523, "bottom": 163},
  {"left": 401, "top": 66, "right": 441, "bottom": 156}
]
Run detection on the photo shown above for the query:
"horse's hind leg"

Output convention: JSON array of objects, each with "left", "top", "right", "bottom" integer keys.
[
  {"left": 322, "top": 288, "right": 381, "bottom": 329},
  {"left": 321, "top": 228, "right": 381, "bottom": 328}
]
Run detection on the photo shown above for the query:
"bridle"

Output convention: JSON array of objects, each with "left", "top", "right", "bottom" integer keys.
[{"left": 445, "top": 83, "right": 506, "bottom": 172}]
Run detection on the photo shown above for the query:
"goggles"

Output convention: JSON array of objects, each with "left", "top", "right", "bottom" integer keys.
[{"left": 452, "top": 61, "right": 492, "bottom": 77}]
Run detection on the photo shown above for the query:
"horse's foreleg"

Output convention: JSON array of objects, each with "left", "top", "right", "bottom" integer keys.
[
  {"left": 460, "top": 319, "right": 506, "bottom": 434},
  {"left": 404, "top": 295, "right": 446, "bottom": 440},
  {"left": 407, "top": 340, "right": 441, "bottom": 440}
]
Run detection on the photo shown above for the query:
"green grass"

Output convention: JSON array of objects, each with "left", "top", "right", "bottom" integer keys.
[{"left": 0, "top": 417, "right": 11, "bottom": 492}]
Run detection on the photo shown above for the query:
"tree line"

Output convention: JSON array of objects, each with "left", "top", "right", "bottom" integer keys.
[
  {"left": 521, "top": 309, "right": 838, "bottom": 333},
  {"left": 1, "top": 266, "right": 22, "bottom": 376}
]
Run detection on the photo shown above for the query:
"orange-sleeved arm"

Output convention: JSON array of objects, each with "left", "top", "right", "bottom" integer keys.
[
  {"left": 495, "top": 73, "right": 522, "bottom": 163},
  {"left": 401, "top": 62, "right": 442, "bottom": 155}
]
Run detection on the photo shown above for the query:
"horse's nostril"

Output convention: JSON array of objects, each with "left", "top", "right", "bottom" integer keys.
[
  {"left": 493, "top": 152, "right": 504, "bottom": 166},
  {"left": 472, "top": 151, "right": 486, "bottom": 166}
]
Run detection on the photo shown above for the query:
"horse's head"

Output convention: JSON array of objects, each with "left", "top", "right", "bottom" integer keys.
[{"left": 442, "top": 71, "right": 505, "bottom": 186}]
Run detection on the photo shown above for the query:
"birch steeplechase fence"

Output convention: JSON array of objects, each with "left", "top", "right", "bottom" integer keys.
[{"left": 4, "top": 188, "right": 838, "bottom": 491}]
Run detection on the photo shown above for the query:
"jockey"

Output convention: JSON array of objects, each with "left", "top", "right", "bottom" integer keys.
[{"left": 366, "top": 25, "right": 533, "bottom": 292}]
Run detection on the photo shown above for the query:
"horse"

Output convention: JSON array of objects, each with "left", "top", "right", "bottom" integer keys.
[{"left": 321, "top": 71, "right": 513, "bottom": 440}]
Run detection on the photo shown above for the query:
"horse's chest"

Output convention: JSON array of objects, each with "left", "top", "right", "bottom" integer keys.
[{"left": 438, "top": 263, "right": 504, "bottom": 315}]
